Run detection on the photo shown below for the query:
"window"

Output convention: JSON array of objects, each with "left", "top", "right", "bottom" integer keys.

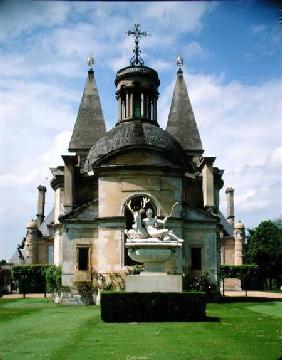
[
  {"left": 191, "top": 248, "right": 202, "bottom": 271},
  {"left": 48, "top": 245, "right": 54, "bottom": 265},
  {"left": 77, "top": 247, "right": 89, "bottom": 271},
  {"left": 134, "top": 96, "right": 141, "bottom": 117}
]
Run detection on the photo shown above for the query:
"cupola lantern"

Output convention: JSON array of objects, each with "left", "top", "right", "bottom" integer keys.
[{"left": 115, "top": 24, "right": 160, "bottom": 126}]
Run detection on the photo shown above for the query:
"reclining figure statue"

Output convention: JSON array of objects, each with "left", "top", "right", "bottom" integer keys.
[{"left": 125, "top": 197, "right": 183, "bottom": 243}]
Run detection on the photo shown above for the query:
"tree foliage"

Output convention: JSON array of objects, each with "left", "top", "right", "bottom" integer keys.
[
  {"left": 11, "top": 265, "right": 62, "bottom": 296},
  {"left": 245, "top": 220, "right": 282, "bottom": 289}
]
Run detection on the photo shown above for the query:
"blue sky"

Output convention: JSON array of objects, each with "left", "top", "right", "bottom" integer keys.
[{"left": 0, "top": 1, "right": 281, "bottom": 260}]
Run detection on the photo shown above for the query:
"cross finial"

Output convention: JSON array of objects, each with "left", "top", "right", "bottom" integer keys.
[
  {"left": 176, "top": 55, "right": 184, "bottom": 70},
  {"left": 87, "top": 53, "right": 95, "bottom": 70},
  {"left": 126, "top": 24, "right": 150, "bottom": 66}
]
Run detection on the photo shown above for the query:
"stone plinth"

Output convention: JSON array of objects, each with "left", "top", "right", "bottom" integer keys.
[
  {"left": 125, "top": 240, "right": 182, "bottom": 273},
  {"left": 126, "top": 273, "right": 182, "bottom": 293}
]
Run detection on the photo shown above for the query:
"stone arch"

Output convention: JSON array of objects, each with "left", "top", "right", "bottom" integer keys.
[
  {"left": 122, "top": 193, "right": 158, "bottom": 266},
  {"left": 122, "top": 192, "right": 159, "bottom": 230}
]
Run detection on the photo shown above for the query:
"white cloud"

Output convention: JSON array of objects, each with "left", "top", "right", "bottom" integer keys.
[
  {"left": 0, "top": 1, "right": 71, "bottom": 41},
  {"left": 157, "top": 72, "right": 282, "bottom": 226},
  {"left": 143, "top": 2, "right": 215, "bottom": 33},
  {"left": 250, "top": 24, "right": 267, "bottom": 34},
  {"left": 0, "top": 1, "right": 279, "bottom": 259},
  {"left": 186, "top": 41, "right": 210, "bottom": 58}
]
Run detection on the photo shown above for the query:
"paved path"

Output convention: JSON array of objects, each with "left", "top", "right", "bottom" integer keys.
[
  {"left": 223, "top": 290, "right": 282, "bottom": 299},
  {"left": 1, "top": 293, "right": 52, "bottom": 299},
  {"left": 1, "top": 291, "right": 282, "bottom": 299}
]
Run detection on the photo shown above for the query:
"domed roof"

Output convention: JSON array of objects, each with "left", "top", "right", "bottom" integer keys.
[
  {"left": 234, "top": 221, "right": 245, "bottom": 229},
  {"left": 26, "top": 219, "right": 37, "bottom": 229},
  {"left": 83, "top": 120, "right": 194, "bottom": 172}
]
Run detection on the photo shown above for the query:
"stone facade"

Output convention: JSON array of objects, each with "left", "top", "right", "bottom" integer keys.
[{"left": 14, "top": 54, "right": 245, "bottom": 291}]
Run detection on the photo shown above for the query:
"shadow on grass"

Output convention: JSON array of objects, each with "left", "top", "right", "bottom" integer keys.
[
  {"left": 217, "top": 296, "right": 282, "bottom": 303},
  {"left": 204, "top": 316, "right": 220, "bottom": 322}
]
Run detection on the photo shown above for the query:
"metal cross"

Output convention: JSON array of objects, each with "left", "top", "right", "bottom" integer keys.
[
  {"left": 126, "top": 24, "right": 150, "bottom": 66},
  {"left": 87, "top": 54, "right": 95, "bottom": 70}
]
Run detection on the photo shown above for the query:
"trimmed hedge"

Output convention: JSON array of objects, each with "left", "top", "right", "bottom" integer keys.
[
  {"left": 220, "top": 264, "right": 259, "bottom": 279},
  {"left": 11, "top": 265, "right": 61, "bottom": 295},
  {"left": 220, "top": 264, "right": 259, "bottom": 291},
  {"left": 100, "top": 291, "right": 206, "bottom": 322}
]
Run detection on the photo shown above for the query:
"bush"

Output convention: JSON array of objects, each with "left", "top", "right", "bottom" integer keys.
[
  {"left": 220, "top": 264, "right": 259, "bottom": 290},
  {"left": 98, "top": 272, "right": 125, "bottom": 291},
  {"left": 45, "top": 266, "right": 61, "bottom": 293},
  {"left": 183, "top": 272, "right": 218, "bottom": 300},
  {"left": 126, "top": 265, "right": 145, "bottom": 275},
  {"left": 11, "top": 265, "right": 62, "bottom": 295},
  {"left": 100, "top": 291, "right": 206, "bottom": 322},
  {"left": 75, "top": 281, "right": 96, "bottom": 305}
]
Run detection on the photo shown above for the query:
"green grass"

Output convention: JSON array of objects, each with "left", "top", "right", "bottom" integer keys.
[{"left": 0, "top": 299, "right": 281, "bottom": 360}]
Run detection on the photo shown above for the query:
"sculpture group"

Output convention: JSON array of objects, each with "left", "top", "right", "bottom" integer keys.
[{"left": 125, "top": 197, "right": 183, "bottom": 243}]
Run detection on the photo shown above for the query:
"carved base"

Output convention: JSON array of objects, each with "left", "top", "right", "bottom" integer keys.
[{"left": 125, "top": 274, "right": 182, "bottom": 293}]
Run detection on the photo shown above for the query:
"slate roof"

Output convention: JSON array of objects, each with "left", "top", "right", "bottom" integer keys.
[
  {"left": 38, "top": 207, "right": 54, "bottom": 237},
  {"left": 83, "top": 120, "right": 194, "bottom": 172},
  {"left": 69, "top": 70, "right": 106, "bottom": 152},
  {"left": 219, "top": 211, "right": 233, "bottom": 237},
  {"left": 166, "top": 69, "right": 202, "bottom": 151}
]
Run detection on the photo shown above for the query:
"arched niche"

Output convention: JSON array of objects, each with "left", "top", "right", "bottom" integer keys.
[
  {"left": 123, "top": 193, "right": 158, "bottom": 230},
  {"left": 122, "top": 193, "right": 158, "bottom": 266}
]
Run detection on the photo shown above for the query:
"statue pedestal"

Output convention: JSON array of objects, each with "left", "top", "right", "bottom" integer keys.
[
  {"left": 125, "top": 239, "right": 183, "bottom": 293},
  {"left": 126, "top": 273, "right": 182, "bottom": 293}
]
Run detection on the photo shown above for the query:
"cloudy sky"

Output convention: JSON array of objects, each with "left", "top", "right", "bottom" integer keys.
[{"left": 0, "top": 1, "right": 281, "bottom": 260}]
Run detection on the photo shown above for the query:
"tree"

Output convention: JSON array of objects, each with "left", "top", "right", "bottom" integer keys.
[{"left": 245, "top": 220, "right": 282, "bottom": 290}]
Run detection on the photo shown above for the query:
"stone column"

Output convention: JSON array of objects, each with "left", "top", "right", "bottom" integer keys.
[
  {"left": 125, "top": 92, "right": 129, "bottom": 118},
  {"left": 201, "top": 157, "right": 216, "bottom": 211},
  {"left": 117, "top": 97, "right": 121, "bottom": 122},
  {"left": 26, "top": 220, "right": 38, "bottom": 264},
  {"left": 153, "top": 97, "right": 157, "bottom": 121},
  {"left": 147, "top": 96, "right": 150, "bottom": 120},
  {"left": 225, "top": 187, "right": 235, "bottom": 227},
  {"left": 36, "top": 185, "right": 46, "bottom": 226},
  {"left": 62, "top": 155, "right": 75, "bottom": 214},
  {"left": 141, "top": 93, "right": 144, "bottom": 117},
  {"left": 234, "top": 222, "right": 245, "bottom": 265},
  {"left": 129, "top": 92, "right": 134, "bottom": 118}
]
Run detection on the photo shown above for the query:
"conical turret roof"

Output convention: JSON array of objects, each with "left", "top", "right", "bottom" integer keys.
[
  {"left": 166, "top": 69, "right": 202, "bottom": 152},
  {"left": 69, "top": 69, "right": 106, "bottom": 152}
]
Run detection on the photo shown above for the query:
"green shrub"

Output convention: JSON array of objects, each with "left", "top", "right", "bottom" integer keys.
[
  {"left": 75, "top": 281, "right": 96, "bottom": 305},
  {"left": 98, "top": 272, "right": 125, "bottom": 291},
  {"left": 100, "top": 291, "right": 206, "bottom": 322},
  {"left": 126, "top": 265, "right": 145, "bottom": 275},
  {"left": 183, "top": 272, "right": 218, "bottom": 299},
  {"left": 220, "top": 264, "right": 259, "bottom": 290},
  {"left": 11, "top": 265, "right": 62, "bottom": 295},
  {"left": 45, "top": 266, "right": 62, "bottom": 293}
]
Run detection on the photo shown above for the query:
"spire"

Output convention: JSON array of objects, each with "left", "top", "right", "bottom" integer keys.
[
  {"left": 69, "top": 56, "right": 106, "bottom": 152},
  {"left": 166, "top": 56, "right": 202, "bottom": 154}
]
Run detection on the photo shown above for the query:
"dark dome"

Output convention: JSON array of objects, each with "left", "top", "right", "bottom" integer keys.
[{"left": 83, "top": 121, "right": 194, "bottom": 172}]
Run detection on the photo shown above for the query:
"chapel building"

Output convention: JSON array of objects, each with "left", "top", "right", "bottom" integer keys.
[{"left": 12, "top": 32, "right": 245, "bottom": 289}]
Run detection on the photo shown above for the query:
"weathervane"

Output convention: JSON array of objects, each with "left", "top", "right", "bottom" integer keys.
[
  {"left": 87, "top": 53, "right": 95, "bottom": 70},
  {"left": 176, "top": 55, "right": 184, "bottom": 70},
  {"left": 126, "top": 24, "right": 150, "bottom": 66}
]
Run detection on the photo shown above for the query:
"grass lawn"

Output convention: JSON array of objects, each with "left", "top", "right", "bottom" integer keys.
[{"left": 0, "top": 298, "right": 281, "bottom": 360}]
